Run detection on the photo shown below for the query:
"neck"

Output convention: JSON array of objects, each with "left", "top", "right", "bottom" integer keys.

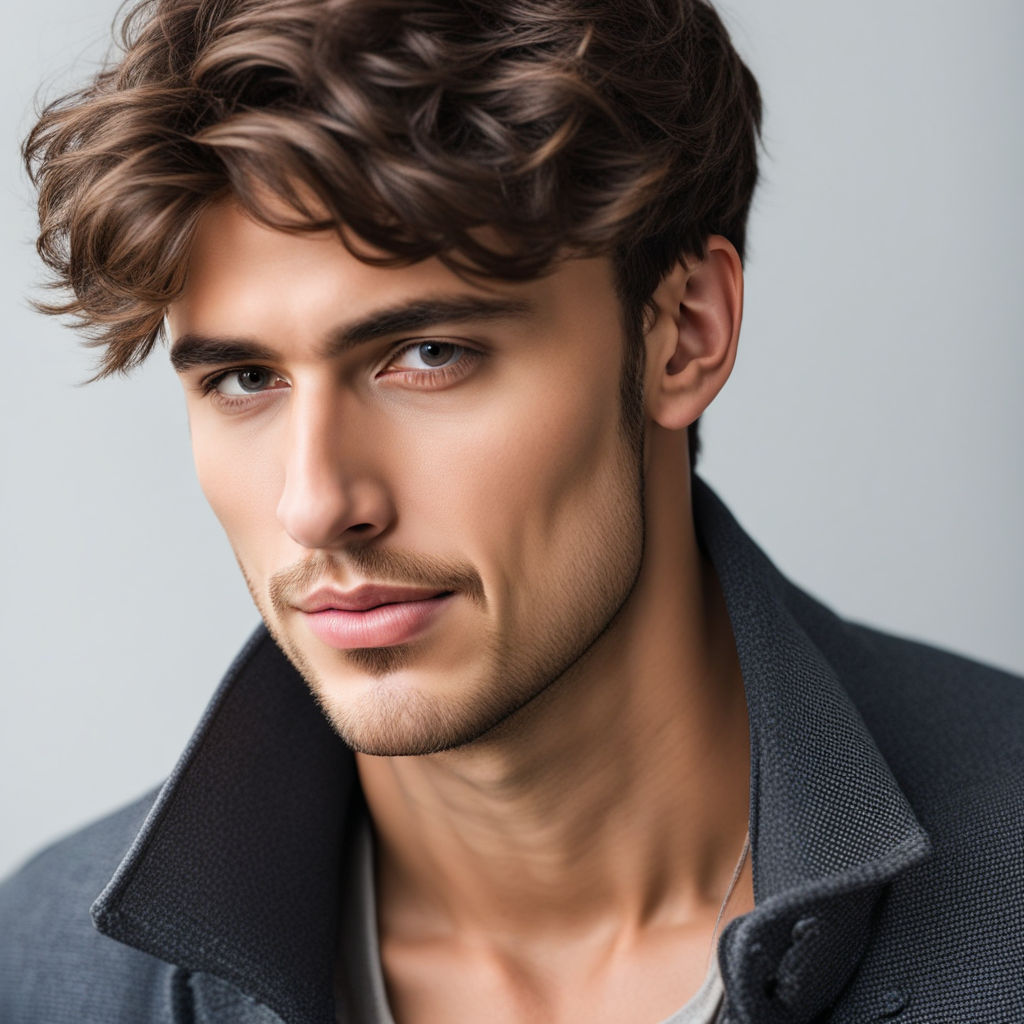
[{"left": 357, "top": 437, "right": 750, "bottom": 945}]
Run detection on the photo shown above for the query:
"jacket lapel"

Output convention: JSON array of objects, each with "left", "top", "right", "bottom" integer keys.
[{"left": 92, "top": 629, "right": 354, "bottom": 1024}]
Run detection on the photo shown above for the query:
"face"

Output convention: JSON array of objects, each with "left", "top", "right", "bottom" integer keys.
[{"left": 169, "top": 201, "right": 646, "bottom": 757}]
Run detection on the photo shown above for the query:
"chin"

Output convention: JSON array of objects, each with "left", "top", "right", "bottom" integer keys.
[
  {"left": 307, "top": 657, "right": 536, "bottom": 758},
  {"left": 317, "top": 684, "right": 488, "bottom": 757}
]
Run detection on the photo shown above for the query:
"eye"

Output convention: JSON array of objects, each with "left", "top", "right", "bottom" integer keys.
[
  {"left": 388, "top": 342, "right": 466, "bottom": 372},
  {"left": 209, "top": 367, "right": 288, "bottom": 396}
]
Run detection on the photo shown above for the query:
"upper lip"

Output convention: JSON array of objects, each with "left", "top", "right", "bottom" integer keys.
[{"left": 295, "top": 584, "right": 448, "bottom": 613}]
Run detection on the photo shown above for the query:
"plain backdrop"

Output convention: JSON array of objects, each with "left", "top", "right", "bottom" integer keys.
[{"left": 2, "top": 0, "right": 1022, "bottom": 880}]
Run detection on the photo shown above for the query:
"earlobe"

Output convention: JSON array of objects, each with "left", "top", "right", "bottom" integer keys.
[{"left": 645, "top": 236, "right": 743, "bottom": 431}]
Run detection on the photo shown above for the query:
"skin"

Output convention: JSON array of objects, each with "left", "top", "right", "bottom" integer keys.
[{"left": 169, "top": 200, "right": 752, "bottom": 1024}]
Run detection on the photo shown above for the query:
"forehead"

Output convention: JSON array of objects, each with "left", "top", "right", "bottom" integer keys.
[{"left": 169, "top": 200, "right": 618, "bottom": 351}]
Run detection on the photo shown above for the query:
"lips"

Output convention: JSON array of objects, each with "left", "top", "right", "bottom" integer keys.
[
  {"left": 295, "top": 584, "right": 454, "bottom": 649},
  {"left": 297, "top": 584, "right": 448, "bottom": 614}
]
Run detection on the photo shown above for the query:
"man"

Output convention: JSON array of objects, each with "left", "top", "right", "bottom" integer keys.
[{"left": 1, "top": 0, "right": 1021, "bottom": 1022}]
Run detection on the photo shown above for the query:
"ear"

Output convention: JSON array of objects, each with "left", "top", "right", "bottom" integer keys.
[{"left": 643, "top": 235, "right": 743, "bottom": 431}]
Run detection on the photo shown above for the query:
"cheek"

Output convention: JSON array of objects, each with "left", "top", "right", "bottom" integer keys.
[
  {"left": 190, "top": 421, "right": 283, "bottom": 568},
  {"left": 395, "top": 372, "right": 628, "bottom": 569}
]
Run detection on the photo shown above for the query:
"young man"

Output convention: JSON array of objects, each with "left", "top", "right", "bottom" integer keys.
[{"left": 1, "top": 1, "right": 1021, "bottom": 1022}]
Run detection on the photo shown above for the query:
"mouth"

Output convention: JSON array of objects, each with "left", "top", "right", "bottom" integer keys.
[
  {"left": 298, "top": 590, "right": 455, "bottom": 650},
  {"left": 297, "top": 583, "right": 451, "bottom": 613}
]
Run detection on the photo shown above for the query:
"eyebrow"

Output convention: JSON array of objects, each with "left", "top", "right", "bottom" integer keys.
[{"left": 169, "top": 295, "right": 535, "bottom": 373}]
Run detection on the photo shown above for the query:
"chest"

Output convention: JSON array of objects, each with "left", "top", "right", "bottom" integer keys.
[{"left": 377, "top": 928, "right": 725, "bottom": 1024}]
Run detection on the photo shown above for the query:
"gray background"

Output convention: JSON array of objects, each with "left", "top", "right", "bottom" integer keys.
[{"left": 2, "top": 1, "right": 1021, "bottom": 880}]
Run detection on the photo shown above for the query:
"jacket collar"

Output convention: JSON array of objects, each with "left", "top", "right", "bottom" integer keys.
[
  {"left": 692, "top": 479, "right": 931, "bottom": 1022},
  {"left": 93, "top": 477, "right": 930, "bottom": 1024},
  {"left": 92, "top": 628, "right": 354, "bottom": 1023}
]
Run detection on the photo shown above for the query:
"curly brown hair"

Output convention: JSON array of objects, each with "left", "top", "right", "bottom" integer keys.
[{"left": 25, "top": 0, "right": 761, "bottom": 465}]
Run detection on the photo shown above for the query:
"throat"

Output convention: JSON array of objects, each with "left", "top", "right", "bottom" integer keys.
[{"left": 353, "top": 520, "right": 752, "bottom": 1005}]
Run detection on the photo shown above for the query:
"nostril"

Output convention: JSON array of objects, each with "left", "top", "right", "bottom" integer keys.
[{"left": 348, "top": 523, "right": 375, "bottom": 533}]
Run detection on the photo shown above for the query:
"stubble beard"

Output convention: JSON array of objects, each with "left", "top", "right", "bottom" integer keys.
[
  {"left": 239, "top": 460, "right": 644, "bottom": 758},
  {"left": 238, "top": 335, "right": 648, "bottom": 758}
]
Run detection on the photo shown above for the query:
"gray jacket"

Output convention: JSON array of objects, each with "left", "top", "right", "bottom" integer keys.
[{"left": 2, "top": 479, "right": 1022, "bottom": 1023}]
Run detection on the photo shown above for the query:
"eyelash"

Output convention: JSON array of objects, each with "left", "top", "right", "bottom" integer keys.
[
  {"left": 197, "top": 341, "right": 480, "bottom": 409},
  {"left": 197, "top": 368, "right": 286, "bottom": 411},
  {"left": 381, "top": 341, "right": 479, "bottom": 386}
]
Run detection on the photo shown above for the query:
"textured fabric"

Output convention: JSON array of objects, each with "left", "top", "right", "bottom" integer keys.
[{"left": 1, "top": 478, "right": 1022, "bottom": 1023}]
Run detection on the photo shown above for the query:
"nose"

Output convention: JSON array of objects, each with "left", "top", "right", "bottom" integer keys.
[{"left": 275, "top": 390, "right": 394, "bottom": 550}]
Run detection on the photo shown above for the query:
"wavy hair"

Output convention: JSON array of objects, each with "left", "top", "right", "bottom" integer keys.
[{"left": 25, "top": 0, "right": 762, "bottom": 464}]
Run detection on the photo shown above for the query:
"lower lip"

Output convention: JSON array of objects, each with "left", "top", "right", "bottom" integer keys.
[{"left": 303, "top": 594, "right": 453, "bottom": 650}]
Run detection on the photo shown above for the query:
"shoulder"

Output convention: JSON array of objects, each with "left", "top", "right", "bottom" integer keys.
[
  {"left": 0, "top": 789, "right": 178, "bottom": 1023},
  {"left": 828, "top": 614, "right": 1024, "bottom": 891},
  {"left": 787, "top": 581, "right": 1024, "bottom": 787}
]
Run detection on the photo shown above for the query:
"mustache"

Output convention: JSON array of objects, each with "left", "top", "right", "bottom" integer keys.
[{"left": 268, "top": 547, "right": 486, "bottom": 613}]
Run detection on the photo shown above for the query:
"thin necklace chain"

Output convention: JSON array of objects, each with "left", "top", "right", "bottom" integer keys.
[{"left": 706, "top": 830, "right": 751, "bottom": 968}]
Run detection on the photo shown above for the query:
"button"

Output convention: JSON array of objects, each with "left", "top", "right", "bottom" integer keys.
[
  {"left": 791, "top": 916, "right": 819, "bottom": 941},
  {"left": 877, "top": 988, "right": 909, "bottom": 1018}
]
